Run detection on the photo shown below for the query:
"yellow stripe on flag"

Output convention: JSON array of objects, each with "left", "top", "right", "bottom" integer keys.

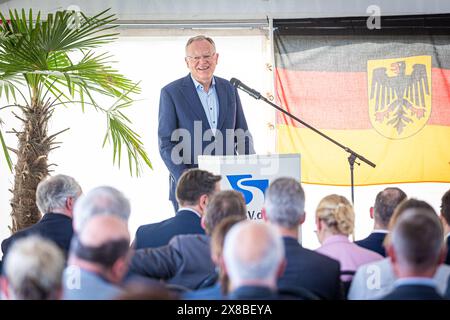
[{"left": 276, "top": 124, "right": 450, "bottom": 185}]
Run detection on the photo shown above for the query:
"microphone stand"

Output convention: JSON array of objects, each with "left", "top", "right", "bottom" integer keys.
[{"left": 240, "top": 88, "right": 376, "bottom": 204}]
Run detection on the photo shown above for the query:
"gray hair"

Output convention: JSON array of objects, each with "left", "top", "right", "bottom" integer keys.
[
  {"left": 265, "top": 177, "right": 305, "bottom": 229},
  {"left": 73, "top": 186, "right": 131, "bottom": 232},
  {"left": 4, "top": 235, "right": 65, "bottom": 300},
  {"left": 223, "top": 221, "right": 284, "bottom": 285},
  {"left": 185, "top": 35, "right": 216, "bottom": 53},
  {"left": 391, "top": 208, "right": 443, "bottom": 272},
  {"left": 36, "top": 174, "right": 82, "bottom": 214}
]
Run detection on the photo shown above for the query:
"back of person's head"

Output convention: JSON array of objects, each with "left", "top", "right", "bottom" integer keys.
[
  {"left": 72, "top": 215, "right": 130, "bottom": 277},
  {"left": 440, "top": 189, "right": 450, "bottom": 225},
  {"left": 265, "top": 177, "right": 305, "bottom": 229},
  {"left": 36, "top": 174, "right": 82, "bottom": 214},
  {"left": 211, "top": 216, "right": 246, "bottom": 296},
  {"left": 388, "top": 198, "right": 436, "bottom": 230},
  {"left": 384, "top": 198, "right": 437, "bottom": 247},
  {"left": 390, "top": 208, "right": 444, "bottom": 274},
  {"left": 2, "top": 235, "right": 65, "bottom": 300},
  {"left": 316, "top": 194, "right": 354, "bottom": 236},
  {"left": 73, "top": 186, "right": 130, "bottom": 232},
  {"left": 223, "top": 221, "right": 284, "bottom": 288},
  {"left": 203, "top": 190, "right": 247, "bottom": 234},
  {"left": 176, "top": 169, "right": 221, "bottom": 207},
  {"left": 373, "top": 187, "right": 407, "bottom": 228}
]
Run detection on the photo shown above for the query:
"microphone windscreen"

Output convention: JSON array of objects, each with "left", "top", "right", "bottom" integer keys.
[{"left": 230, "top": 78, "right": 240, "bottom": 87}]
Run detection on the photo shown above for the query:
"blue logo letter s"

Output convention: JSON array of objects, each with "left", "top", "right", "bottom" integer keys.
[{"left": 226, "top": 175, "right": 269, "bottom": 205}]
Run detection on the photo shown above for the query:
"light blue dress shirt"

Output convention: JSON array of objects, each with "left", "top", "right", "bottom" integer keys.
[{"left": 191, "top": 75, "right": 220, "bottom": 130}]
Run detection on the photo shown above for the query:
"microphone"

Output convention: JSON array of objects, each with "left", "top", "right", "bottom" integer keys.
[{"left": 230, "top": 78, "right": 262, "bottom": 100}]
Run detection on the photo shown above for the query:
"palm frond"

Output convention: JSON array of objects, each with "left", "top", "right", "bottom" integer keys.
[
  {"left": 0, "top": 8, "right": 152, "bottom": 174},
  {"left": 0, "top": 124, "right": 12, "bottom": 171}
]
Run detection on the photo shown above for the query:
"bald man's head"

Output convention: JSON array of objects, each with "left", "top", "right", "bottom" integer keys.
[
  {"left": 79, "top": 214, "right": 130, "bottom": 246},
  {"left": 223, "top": 221, "right": 284, "bottom": 286}
]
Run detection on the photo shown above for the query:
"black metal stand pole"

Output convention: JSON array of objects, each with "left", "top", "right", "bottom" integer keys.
[{"left": 234, "top": 81, "right": 376, "bottom": 204}]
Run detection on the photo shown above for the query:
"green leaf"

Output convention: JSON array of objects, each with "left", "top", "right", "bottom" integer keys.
[{"left": 0, "top": 128, "right": 12, "bottom": 171}]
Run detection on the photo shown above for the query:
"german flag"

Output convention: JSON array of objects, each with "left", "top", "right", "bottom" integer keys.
[{"left": 274, "top": 18, "right": 450, "bottom": 185}]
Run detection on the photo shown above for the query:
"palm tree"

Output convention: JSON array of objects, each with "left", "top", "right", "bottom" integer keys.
[{"left": 0, "top": 8, "right": 151, "bottom": 233}]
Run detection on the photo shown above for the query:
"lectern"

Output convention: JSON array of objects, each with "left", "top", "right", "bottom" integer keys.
[{"left": 198, "top": 153, "right": 301, "bottom": 220}]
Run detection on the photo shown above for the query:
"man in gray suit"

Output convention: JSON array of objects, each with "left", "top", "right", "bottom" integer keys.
[{"left": 129, "top": 190, "right": 247, "bottom": 290}]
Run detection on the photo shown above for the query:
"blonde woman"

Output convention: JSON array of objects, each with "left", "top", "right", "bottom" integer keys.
[{"left": 315, "top": 195, "right": 383, "bottom": 284}]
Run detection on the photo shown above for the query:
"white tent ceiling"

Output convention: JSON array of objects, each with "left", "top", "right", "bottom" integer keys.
[{"left": 0, "top": 0, "right": 448, "bottom": 23}]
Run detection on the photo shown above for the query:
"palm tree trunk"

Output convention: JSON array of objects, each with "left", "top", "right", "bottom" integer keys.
[{"left": 9, "top": 101, "right": 52, "bottom": 233}]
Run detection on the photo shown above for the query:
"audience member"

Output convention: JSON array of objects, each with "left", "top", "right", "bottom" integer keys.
[
  {"left": 63, "top": 215, "right": 130, "bottom": 300},
  {"left": 348, "top": 199, "right": 450, "bottom": 299},
  {"left": 182, "top": 215, "right": 244, "bottom": 300},
  {"left": 381, "top": 208, "right": 445, "bottom": 300},
  {"left": 134, "top": 169, "right": 221, "bottom": 249},
  {"left": 1, "top": 235, "right": 65, "bottom": 300},
  {"left": 355, "top": 187, "right": 406, "bottom": 257},
  {"left": 223, "top": 221, "right": 285, "bottom": 300},
  {"left": 129, "top": 190, "right": 246, "bottom": 290},
  {"left": 439, "top": 189, "right": 450, "bottom": 265},
  {"left": 315, "top": 194, "right": 383, "bottom": 293},
  {"left": 73, "top": 186, "right": 130, "bottom": 232},
  {"left": 263, "top": 177, "right": 342, "bottom": 300},
  {"left": 1, "top": 174, "right": 81, "bottom": 258}
]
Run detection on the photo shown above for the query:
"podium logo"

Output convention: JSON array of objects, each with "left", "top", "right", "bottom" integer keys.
[{"left": 226, "top": 175, "right": 269, "bottom": 205}]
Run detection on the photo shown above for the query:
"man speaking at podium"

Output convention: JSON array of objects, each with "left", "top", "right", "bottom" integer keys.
[{"left": 158, "top": 35, "right": 255, "bottom": 212}]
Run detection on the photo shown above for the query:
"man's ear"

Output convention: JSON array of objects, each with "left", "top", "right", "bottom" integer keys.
[
  {"left": 201, "top": 215, "right": 207, "bottom": 231},
  {"left": 65, "top": 197, "right": 75, "bottom": 211},
  {"left": 387, "top": 244, "right": 396, "bottom": 263},
  {"left": 198, "top": 194, "right": 209, "bottom": 215},
  {"left": 299, "top": 212, "right": 306, "bottom": 225},
  {"left": 0, "top": 276, "right": 10, "bottom": 300},
  {"left": 370, "top": 207, "right": 374, "bottom": 220},
  {"left": 439, "top": 246, "right": 447, "bottom": 264},
  {"left": 185, "top": 57, "right": 190, "bottom": 68},
  {"left": 261, "top": 207, "right": 267, "bottom": 221},
  {"left": 111, "top": 256, "right": 128, "bottom": 284}
]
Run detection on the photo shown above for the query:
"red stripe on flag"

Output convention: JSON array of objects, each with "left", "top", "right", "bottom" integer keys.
[{"left": 275, "top": 68, "right": 450, "bottom": 129}]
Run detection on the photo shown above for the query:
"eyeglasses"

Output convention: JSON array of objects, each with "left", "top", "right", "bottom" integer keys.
[{"left": 186, "top": 53, "right": 216, "bottom": 62}]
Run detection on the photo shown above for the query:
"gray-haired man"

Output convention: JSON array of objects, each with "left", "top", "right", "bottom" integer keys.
[{"left": 1, "top": 174, "right": 82, "bottom": 259}]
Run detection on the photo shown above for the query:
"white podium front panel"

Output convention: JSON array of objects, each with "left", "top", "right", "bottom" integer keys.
[{"left": 198, "top": 154, "right": 301, "bottom": 220}]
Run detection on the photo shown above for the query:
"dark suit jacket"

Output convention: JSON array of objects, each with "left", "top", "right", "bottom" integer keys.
[
  {"left": 277, "top": 237, "right": 342, "bottom": 300},
  {"left": 1, "top": 213, "right": 73, "bottom": 258},
  {"left": 445, "top": 236, "right": 450, "bottom": 265},
  {"left": 129, "top": 234, "right": 215, "bottom": 290},
  {"left": 381, "top": 284, "right": 444, "bottom": 300},
  {"left": 134, "top": 209, "right": 204, "bottom": 249},
  {"left": 158, "top": 74, "right": 254, "bottom": 201},
  {"left": 355, "top": 232, "right": 387, "bottom": 257}
]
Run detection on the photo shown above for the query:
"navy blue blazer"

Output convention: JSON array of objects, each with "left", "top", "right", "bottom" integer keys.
[
  {"left": 278, "top": 237, "right": 342, "bottom": 300},
  {"left": 355, "top": 232, "right": 387, "bottom": 257},
  {"left": 381, "top": 284, "right": 444, "bottom": 300},
  {"left": 158, "top": 74, "right": 254, "bottom": 201},
  {"left": 1, "top": 213, "right": 73, "bottom": 258},
  {"left": 134, "top": 210, "right": 205, "bottom": 249}
]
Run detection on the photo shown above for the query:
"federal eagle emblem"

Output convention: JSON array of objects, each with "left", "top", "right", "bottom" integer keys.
[{"left": 368, "top": 56, "right": 431, "bottom": 139}]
